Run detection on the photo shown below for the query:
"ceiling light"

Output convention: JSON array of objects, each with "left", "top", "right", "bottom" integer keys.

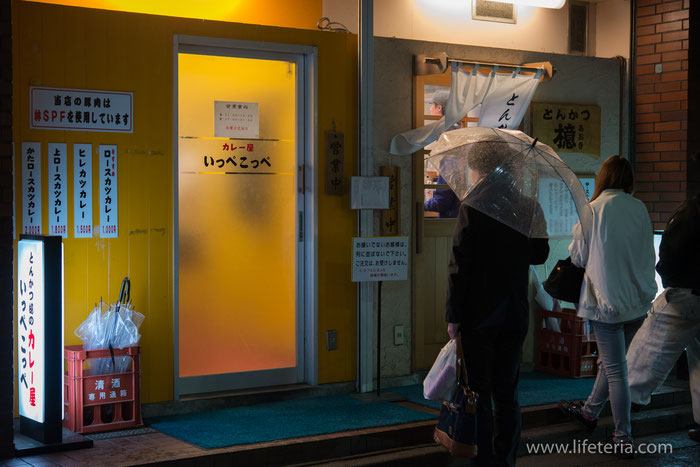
[{"left": 487, "top": 0, "right": 567, "bottom": 9}]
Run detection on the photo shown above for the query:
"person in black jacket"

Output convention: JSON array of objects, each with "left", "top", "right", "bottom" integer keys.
[
  {"left": 446, "top": 141, "right": 550, "bottom": 466},
  {"left": 626, "top": 193, "right": 700, "bottom": 442}
]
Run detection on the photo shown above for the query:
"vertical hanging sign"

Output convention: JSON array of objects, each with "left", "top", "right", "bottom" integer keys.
[
  {"left": 73, "top": 144, "right": 93, "bottom": 238},
  {"left": 99, "top": 145, "right": 118, "bottom": 237},
  {"left": 324, "top": 131, "right": 344, "bottom": 195},
  {"left": 48, "top": 143, "right": 68, "bottom": 238},
  {"left": 21, "top": 142, "right": 42, "bottom": 235}
]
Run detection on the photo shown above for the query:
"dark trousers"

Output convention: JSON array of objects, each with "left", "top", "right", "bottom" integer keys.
[{"left": 461, "top": 324, "right": 528, "bottom": 467}]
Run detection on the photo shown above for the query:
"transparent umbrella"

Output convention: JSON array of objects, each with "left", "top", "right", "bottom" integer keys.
[
  {"left": 74, "top": 277, "right": 144, "bottom": 376},
  {"left": 426, "top": 126, "right": 592, "bottom": 242}
]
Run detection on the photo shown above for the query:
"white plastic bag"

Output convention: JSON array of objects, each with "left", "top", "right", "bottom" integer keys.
[{"left": 423, "top": 339, "right": 457, "bottom": 401}]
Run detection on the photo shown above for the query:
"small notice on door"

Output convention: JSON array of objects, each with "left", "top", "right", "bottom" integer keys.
[
  {"left": 352, "top": 237, "right": 409, "bottom": 282},
  {"left": 214, "top": 101, "right": 259, "bottom": 139}
]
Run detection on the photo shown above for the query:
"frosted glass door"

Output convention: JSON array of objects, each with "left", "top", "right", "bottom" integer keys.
[{"left": 177, "top": 52, "right": 301, "bottom": 393}]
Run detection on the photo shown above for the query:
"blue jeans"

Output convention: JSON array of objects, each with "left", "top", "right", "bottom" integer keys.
[
  {"left": 627, "top": 288, "right": 700, "bottom": 424},
  {"left": 581, "top": 317, "right": 644, "bottom": 442}
]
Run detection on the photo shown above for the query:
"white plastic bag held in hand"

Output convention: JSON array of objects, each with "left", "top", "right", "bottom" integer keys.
[{"left": 423, "top": 339, "right": 457, "bottom": 401}]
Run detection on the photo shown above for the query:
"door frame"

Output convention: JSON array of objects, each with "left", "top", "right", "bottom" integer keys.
[{"left": 172, "top": 35, "right": 318, "bottom": 398}]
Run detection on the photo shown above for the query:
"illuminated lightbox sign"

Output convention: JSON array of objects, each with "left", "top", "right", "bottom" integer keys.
[
  {"left": 17, "top": 235, "right": 64, "bottom": 444},
  {"left": 17, "top": 240, "right": 46, "bottom": 422}
]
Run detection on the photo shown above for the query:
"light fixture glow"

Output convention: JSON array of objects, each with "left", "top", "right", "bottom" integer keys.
[{"left": 488, "top": 0, "right": 566, "bottom": 9}]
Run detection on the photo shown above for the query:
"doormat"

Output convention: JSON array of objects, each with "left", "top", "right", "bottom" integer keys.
[
  {"left": 146, "top": 394, "right": 437, "bottom": 449},
  {"left": 387, "top": 371, "right": 595, "bottom": 410}
]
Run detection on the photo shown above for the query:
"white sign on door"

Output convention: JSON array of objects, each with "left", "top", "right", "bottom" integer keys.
[
  {"left": 352, "top": 237, "right": 409, "bottom": 282},
  {"left": 74, "top": 144, "right": 93, "bottom": 238},
  {"left": 47, "top": 143, "right": 68, "bottom": 238},
  {"left": 99, "top": 145, "right": 118, "bottom": 238},
  {"left": 21, "top": 142, "right": 42, "bottom": 235},
  {"left": 214, "top": 101, "right": 259, "bottom": 138},
  {"left": 30, "top": 86, "right": 133, "bottom": 132}
]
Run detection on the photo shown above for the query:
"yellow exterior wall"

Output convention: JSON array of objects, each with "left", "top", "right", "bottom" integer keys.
[
  {"left": 24, "top": 0, "right": 322, "bottom": 30},
  {"left": 12, "top": 0, "right": 358, "bottom": 406}
]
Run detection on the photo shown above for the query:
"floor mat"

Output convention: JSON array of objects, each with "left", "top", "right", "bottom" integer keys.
[
  {"left": 147, "top": 394, "right": 437, "bottom": 449},
  {"left": 387, "top": 371, "right": 595, "bottom": 409}
]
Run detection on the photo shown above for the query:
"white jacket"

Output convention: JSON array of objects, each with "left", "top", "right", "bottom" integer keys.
[{"left": 569, "top": 189, "right": 657, "bottom": 323}]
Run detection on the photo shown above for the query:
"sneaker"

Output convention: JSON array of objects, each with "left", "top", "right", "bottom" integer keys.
[
  {"left": 557, "top": 399, "right": 598, "bottom": 431},
  {"left": 611, "top": 435, "right": 635, "bottom": 459}
]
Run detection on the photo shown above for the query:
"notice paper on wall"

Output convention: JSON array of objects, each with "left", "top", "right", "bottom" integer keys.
[
  {"left": 48, "top": 143, "right": 68, "bottom": 238},
  {"left": 539, "top": 177, "right": 594, "bottom": 237},
  {"left": 214, "top": 101, "right": 259, "bottom": 139},
  {"left": 74, "top": 144, "right": 93, "bottom": 238},
  {"left": 21, "top": 142, "right": 42, "bottom": 235},
  {"left": 99, "top": 145, "right": 118, "bottom": 238},
  {"left": 349, "top": 176, "right": 390, "bottom": 210},
  {"left": 352, "top": 236, "right": 409, "bottom": 282}
]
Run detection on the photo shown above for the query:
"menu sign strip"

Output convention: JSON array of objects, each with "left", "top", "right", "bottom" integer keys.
[
  {"left": 48, "top": 143, "right": 68, "bottom": 238},
  {"left": 73, "top": 144, "right": 93, "bottom": 238},
  {"left": 21, "top": 142, "right": 42, "bottom": 235},
  {"left": 99, "top": 145, "right": 118, "bottom": 238}
]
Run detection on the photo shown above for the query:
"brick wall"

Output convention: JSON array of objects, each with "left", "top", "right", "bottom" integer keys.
[
  {"left": 0, "top": 0, "right": 14, "bottom": 459},
  {"left": 634, "top": 0, "right": 690, "bottom": 229}
]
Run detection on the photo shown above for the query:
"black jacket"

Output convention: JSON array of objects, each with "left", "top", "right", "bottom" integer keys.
[
  {"left": 445, "top": 195, "right": 549, "bottom": 330},
  {"left": 656, "top": 194, "right": 700, "bottom": 291}
]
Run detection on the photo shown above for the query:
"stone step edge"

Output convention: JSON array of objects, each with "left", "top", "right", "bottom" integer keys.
[
  {"left": 274, "top": 404, "right": 698, "bottom": 466},
  {"left": 156, "top": 404, "right": 694, "bottom": 467},
  {"left": 519, "top": 404, "right": 695, "bottom": 456}
]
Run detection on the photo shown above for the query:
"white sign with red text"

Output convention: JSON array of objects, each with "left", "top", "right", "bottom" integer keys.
[
  {"left": 73, "top": 144, "right": 93, "bottom": 238},
  {"left": 99, "top": 145, "right": 118, "bottom": 238},
  {"left": 30, "top": 87, "right": 133, "bottom": 133},
  {"left": 17, "top": 239, "right": 45, "bottom": 422},
  {"left": 48, "top": 143, "right": 68, "bottom": 238},
  {"left": 21, "top": 142, "right": 42, "bottom": 235},
  {"left": 214, "top": 101, "right": 259, "bottom": 139}
]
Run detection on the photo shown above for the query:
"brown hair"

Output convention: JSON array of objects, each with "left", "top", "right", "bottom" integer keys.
[{"left": 590, "top": 155, "right": 634, "bottom": 202}]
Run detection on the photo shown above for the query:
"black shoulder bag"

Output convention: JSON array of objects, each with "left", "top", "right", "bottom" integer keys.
[{"left": 543, "top": 257, "right": 585, "bottom": 304}]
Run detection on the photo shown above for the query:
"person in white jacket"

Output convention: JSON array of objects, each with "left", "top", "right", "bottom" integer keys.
[{"left": 557, "top": 156, "right": 657, "bottom": 455}]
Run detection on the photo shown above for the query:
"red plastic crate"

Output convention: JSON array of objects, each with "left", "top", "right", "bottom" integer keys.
[
  {"left": 63, "top": 345, "right": 143, "bottom": 434},
  {"left": 535, "top": 308, "right": 598, "bottom": 378}
]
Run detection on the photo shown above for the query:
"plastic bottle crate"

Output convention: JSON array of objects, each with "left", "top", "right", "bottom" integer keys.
[
  {"left": 63, "top": 345, "right": 143, "bottom": 434},
  {"left": 535, "top": 308, "right": 598, "bottom": 378}
]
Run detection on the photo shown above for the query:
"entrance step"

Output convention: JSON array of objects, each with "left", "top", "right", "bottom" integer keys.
[{"left": 152, "top": 384, "right": 692, "bottom": 466}]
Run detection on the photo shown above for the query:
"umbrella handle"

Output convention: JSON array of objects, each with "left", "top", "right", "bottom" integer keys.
[
  {"left": 108, "top": 343, "right": 116, "bottom": 370},
  {"left": 117, "top": 277, "right": 127, "bottom": 304}
]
